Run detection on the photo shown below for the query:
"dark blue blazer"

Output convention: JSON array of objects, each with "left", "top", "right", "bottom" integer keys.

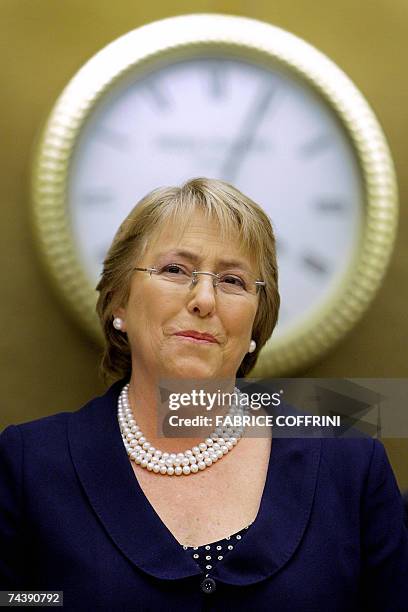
[{"left": 1, "top": 379, "right": 408, "bottom": 611}]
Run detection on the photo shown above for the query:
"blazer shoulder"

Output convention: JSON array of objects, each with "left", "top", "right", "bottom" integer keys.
[
  {"left": 1, "top": 410, "right": 70, "bottom": 443},
  {"left": 321, "top": 434, "right": 376, "bottom": 460},
  {"left": 0, "top": 392, "right": 102, "bottom": 459},
  {"left": 320, "top": 436, "right": 378, "bottom": 481}
]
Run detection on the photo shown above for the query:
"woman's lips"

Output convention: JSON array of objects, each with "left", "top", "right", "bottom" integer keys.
[{"left": 174, "top": 331, "right": 217, "bottom": 344}]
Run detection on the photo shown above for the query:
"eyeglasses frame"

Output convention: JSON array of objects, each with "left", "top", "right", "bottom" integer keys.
[{"left": 132, "top": 266, "right": 266, "bottom": 295}]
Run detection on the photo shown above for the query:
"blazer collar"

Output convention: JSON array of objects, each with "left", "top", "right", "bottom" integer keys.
[{"left": 68, "top": 379, "right": 321, "bottom": 585}]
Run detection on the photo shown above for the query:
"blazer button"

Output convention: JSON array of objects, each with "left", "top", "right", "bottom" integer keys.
[{"left": 200, "top": 576, "right": 216, "bottom": 594}]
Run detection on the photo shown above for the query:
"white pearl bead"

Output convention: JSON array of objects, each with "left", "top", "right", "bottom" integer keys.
[
  {"left": 190, "top": 464, "right": 199, "bottom": 473},
  {"left": 159, "top": 466, "right": 167, "bottom": 474},
  {"left": 175, "top": 466, "right": 183, "bottom": 476},
  {"left": 192, "top": 446, "right": 200, "bottom": 455},
  {"left": 221, "top": 445, "right": 229, "bottom": 455},
  {"left": 199, "top": 442, "right": 207, "bottom": 452},
  {"left": 204, "top": 457, "right": 213, "bottom": 466},
  {"left": 197, "top": 461, "right": 206, "bottom": 470},
  {"left": 152, "top": 464, "right": 161, "bottom": 473},
  {"left": 182, "top": 465, "right": 191, "bottom": 475},
  {"left": 166, "top": 466, "right": 175, "bottom": 475}
]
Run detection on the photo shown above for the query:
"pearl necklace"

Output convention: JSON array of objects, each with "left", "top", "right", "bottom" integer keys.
[{"left": 117, "top": 383, "right": 247, "bottom": 476}]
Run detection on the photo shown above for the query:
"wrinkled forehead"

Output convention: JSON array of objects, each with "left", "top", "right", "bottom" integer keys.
[{"left": 142, "top": 210, "right": 258, "bottom": 271}]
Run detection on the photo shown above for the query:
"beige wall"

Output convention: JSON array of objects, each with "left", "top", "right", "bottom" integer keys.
[{"left": 1, "top": 1, "right": 407, "bottom": 485}]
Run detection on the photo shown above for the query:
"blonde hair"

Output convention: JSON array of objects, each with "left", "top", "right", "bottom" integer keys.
[{"left": 96, "top": 177, "right": 280, "bottom": 382}]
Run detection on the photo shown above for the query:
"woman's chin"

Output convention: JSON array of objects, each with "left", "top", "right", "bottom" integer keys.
[{"left": 163, "top": 358, "right": 217, "bottom": 380}]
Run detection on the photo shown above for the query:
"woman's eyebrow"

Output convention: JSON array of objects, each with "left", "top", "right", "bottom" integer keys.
[{"left": 155, "top": 249, "right": 252, "bottom": 272}]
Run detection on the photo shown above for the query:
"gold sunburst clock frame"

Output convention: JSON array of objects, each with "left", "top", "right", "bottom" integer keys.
[{"left": 30, "top": 13, "right": 398, "bottom": 377}]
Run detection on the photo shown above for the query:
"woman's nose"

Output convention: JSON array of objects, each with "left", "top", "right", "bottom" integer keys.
[{"left": 186, "top": 274, "right": 217, "bottom": 315}]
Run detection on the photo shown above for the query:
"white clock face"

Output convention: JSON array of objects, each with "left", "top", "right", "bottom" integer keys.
[{"left": 68, "top": 57, "right": 363, "bottom": 338}]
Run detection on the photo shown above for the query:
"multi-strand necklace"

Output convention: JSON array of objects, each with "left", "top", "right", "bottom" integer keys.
[{"left": 118, "top": 383, "right": 247, "bottom": 476}]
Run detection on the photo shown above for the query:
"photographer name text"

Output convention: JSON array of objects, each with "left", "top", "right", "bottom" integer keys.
[{"left": 167, "top": 414, "right": 341, "bottom": 428}]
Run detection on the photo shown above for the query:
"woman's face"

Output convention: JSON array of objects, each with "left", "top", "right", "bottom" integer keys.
[{"left": 115, "top": 210, "right": 260, "bottom": 382}]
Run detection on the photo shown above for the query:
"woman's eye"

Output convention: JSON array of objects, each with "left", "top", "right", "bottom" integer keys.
[
  {"left": 221, "top": 275, "right": 245, "bottom": 287},
  {"left": 162, "top": 264, "right": 186, "bottom": 275}
]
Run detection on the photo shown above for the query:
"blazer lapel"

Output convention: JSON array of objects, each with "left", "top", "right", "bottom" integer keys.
[
  {"left": 68, "top": 379, "right": 202, "bottom": 580},
  {"left": 213, "top": 434, "right": 321, "bottom": 584}
]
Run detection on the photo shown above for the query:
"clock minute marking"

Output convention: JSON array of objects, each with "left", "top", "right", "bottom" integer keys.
[
  {"left": 143, "top": 79, "right": 170, "bottom": 109},
  {"left": 298, "top": 134, "right": 332, "bottom": 157},
  {"left": 94, "top": 127, "right": 130, "bottom": 151},
  {"left": 208, "top": 61, "right": 225, "bottom": 98},
  {"left": 302, "top": 253, "right": 329, "bottom": 275},
  {"left": 81, "top": 188, "right": 115, "bottom": 206},
  {"left": 315, "top": 200, "right": 346, "bottom": 213}
]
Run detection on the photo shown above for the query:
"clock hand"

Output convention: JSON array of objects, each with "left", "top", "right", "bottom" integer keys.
[{"left": 220, "top": 83, "right": 277, "bottom": 182}]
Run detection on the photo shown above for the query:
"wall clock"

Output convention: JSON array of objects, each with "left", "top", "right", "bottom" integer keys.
[{"left": 31, "top": 13, "right": 398, "bottom": 376}]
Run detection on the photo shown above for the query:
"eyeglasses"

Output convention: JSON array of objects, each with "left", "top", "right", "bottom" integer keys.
[{"left": 132, "top": 263, "right": 265, "bottom": 296}]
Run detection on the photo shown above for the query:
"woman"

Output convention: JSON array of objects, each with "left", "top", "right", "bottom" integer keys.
[{"left": 1, "top": 178, "right": 407, "bottom": 611}]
